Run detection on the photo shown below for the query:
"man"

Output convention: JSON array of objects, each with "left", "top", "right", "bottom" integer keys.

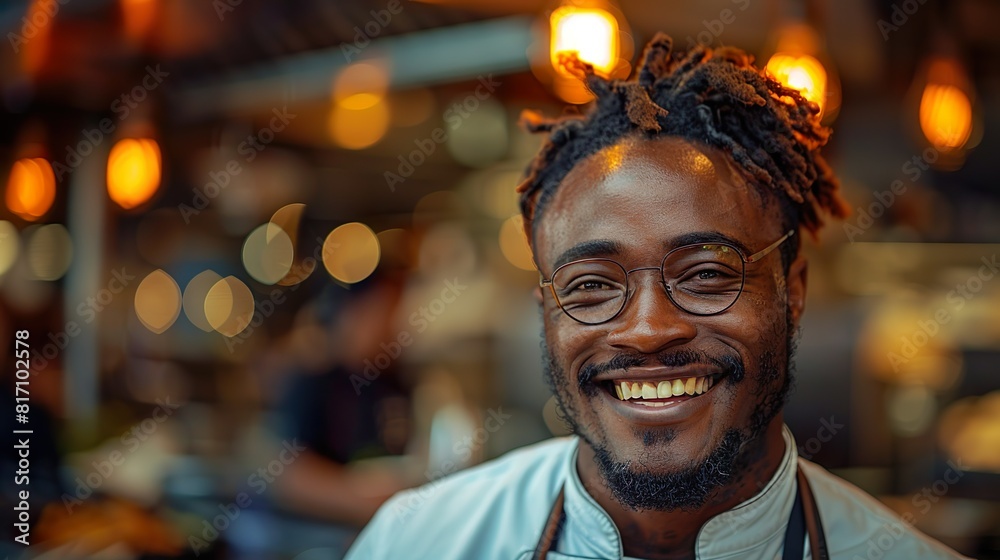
[{"left": 346, "top": 34, "right": 969, "bottom": 559}]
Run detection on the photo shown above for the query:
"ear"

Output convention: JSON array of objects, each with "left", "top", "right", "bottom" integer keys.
[
  {"left": 786, "top": 254, "right": 808, "bottom": 330},
  {"left": 533, "top": 285, "right": 544, "bottom": 305}
]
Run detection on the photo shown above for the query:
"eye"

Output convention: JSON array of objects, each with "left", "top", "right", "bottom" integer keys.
[
  {"left": 578, "top": 280, "right": 613, "bottom": 291},
  {"left": 697, "top": 270, "right": 719, "bottom": 280}
]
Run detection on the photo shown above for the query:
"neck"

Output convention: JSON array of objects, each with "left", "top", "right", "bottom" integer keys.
[{"left": 575, "top": 418, "right": 787, "bottom": 560}]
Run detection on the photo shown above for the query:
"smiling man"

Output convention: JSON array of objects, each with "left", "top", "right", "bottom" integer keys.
[{"left": 345, "top": 35, "right": 968, "bottom": 560}]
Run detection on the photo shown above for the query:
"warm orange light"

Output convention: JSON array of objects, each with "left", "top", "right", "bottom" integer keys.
[
  {"left": 550, "top": 6, "right": 619, "bottom": 78},
  {"left": 120, "top": 0, "right": 157, "bottom": 43},
  {"left": 107, "top": 138, "right": 161, "bottom": 209},
  {"left": 765, "top": 54, "right": 828, "bottom": 117},
  {"left": 920, "top": 84, "right": 973, "bottom": 151},
  {"left": 328, "top": 100, "right": 390, "bottom": 150},
  {"left": 17, "top": 0, "right": 54, "bottom": 75},
  {"left": 6, "top": 158, "right": 56, "bottom": 221}
]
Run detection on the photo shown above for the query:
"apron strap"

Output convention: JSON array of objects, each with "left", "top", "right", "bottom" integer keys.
[
  {"left": 532, "top": 464, "right": 828, "bottom": 559},
  {"left": 532, "top": 488, "right": 565, "bottom": 560},
  {"left": 781, "top": 477, "right": 807, "bottom": 560},
  {"left": 798, "top": 467, "right": 830, "bottom": 560}
]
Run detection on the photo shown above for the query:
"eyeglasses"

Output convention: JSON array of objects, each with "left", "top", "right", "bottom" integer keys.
[{"left": 539, "top": 230, "right": 795, "bottom": 325}]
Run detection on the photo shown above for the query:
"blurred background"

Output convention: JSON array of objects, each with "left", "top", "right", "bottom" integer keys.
[{"left": 0, "top": 0, "right": 998, "bottom": 557}]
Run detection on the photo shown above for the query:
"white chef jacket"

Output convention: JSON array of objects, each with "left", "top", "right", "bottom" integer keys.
[{"left": 346, "top": 425, "right": 969, "bottom": 559}]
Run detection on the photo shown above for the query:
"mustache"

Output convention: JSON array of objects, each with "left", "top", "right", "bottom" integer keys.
[{"left": 578, "top": 349, "right": 744, "bottom": 392}]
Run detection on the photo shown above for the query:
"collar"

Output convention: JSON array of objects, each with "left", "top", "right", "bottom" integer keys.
[{"left": 559, "top": 425, "right": 799, "bottom": 559}]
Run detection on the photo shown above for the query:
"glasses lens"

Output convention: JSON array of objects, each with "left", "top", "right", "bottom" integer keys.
[
  {"left": 662, "top": 244, "right": 745, "bottom": 315},
  {"left": 551, "top": 260, "right": 627, "bottom": 324}
]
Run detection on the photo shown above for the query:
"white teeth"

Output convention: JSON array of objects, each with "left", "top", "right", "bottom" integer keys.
[
  {"left": 641, "top": 382, "right": 657, "bottom": 399},
  {"left": 613, "top": 375, "right": 718, "bottom": 401},
  {"left": 657, "top": 381, "right": 671, "bottom": 398}
]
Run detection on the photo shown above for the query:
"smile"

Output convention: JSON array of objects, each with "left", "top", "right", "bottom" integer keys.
[{"left": 609, "top": 374, "right": 717, "bottom": 406}]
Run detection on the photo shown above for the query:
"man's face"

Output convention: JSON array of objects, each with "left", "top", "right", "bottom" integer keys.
[{"left": 533, "top": 135, "right": 804, "bottom": 510}]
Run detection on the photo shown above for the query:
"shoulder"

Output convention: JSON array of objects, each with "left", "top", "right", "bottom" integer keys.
[
  {"left": 346, "top": 437, "right": 575, "bottom": 560},
  {"left": 798, "top": 459, "right": 970, "bottom": 559}
]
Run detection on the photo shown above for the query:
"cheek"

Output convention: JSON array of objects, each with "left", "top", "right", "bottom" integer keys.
[{"left": 543, "top": 308, "right": 604, "bottom": 373}]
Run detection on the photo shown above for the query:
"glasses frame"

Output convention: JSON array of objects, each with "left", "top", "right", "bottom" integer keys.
[{"left": 539, "top": 230, "right": 795, "bottom": 325}]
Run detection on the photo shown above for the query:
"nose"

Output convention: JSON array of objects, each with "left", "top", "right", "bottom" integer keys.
[{"left": 605, "top": 268, "right": 697, "bottom": 354}]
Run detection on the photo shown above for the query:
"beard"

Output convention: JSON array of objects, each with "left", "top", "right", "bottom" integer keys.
[{"left": 542, "top": 311, "right": 797, "bottom": 512}]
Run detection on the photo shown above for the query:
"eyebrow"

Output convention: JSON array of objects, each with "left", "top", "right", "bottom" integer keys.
[
  {"left": 669, "top": 231, "right": 752, "bottom": 256},
  {"left": 550, "top": 231, "right": 752, "bottom": 271},
  {"left": 553, "top": 239, "right": 624, "bottom": 270}
]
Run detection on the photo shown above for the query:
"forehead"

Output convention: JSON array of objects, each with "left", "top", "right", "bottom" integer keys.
[{"left": 534, "top": 135, "right": 777, "bottom": 268}]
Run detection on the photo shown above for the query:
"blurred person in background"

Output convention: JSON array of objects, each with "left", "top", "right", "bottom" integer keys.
[
  {"left": 271, "top": 271, "right": 416, "bottom": 549},
  {"left": 346, "top": 35, "right": 970, "bottom": 560}
]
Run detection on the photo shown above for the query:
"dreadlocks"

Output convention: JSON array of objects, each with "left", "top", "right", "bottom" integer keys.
[{"left": 517, "top": 33, "right": 849, "bottom": 270}]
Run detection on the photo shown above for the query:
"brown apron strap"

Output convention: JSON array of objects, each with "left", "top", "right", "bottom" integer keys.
[
  {"left": 797, "top": 467, "right": 830, "bottom": 560},
  {"left": 533, "top": 488, "right": 565, "bottom": 560},
  {"left": 533, "top": 466, "right": 828, "bottom": 559}
]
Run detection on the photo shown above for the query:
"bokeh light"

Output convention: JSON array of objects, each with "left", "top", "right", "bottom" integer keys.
[
  {"left": 204, "top": 276, "right": 255, "bottom": 337},
  {"left": 108, "top": 138, "right": 162, "bottom": 209},
  {"left": 446, "top": 98, "right": 508, "bottom": 168},
  {"left": 182, "top": 270, "right": 223, "bottom": 332},
  {"left": 499, "top": 215, "right": 535, "bottom": 271},
  {"left": 765, "top": 54, "right": 828, "bottom": 117},
  {"left": 0, "top": 221, "right": 19, "bottom": 277},
  {"left": 328, "top": 101, "right": 390, "bottom": 150},
  {"left": 920, "top": 84, "right": 973, "bottom": 151},
  {"left": 333, "top": 62, "right": 390, "bottom": 110},
  {"left": 242, "top": 223, "right": 294, "bottom": 285},
  {"left": 6, "top": 158, "right": 56, "bottom": 221},
  {"left": 26, "top": 223, "right": 73, "bottom": 281},
  {"left": 135, "top": 269, "right": 182, "bottom": 334},
  {"left": 550, "top": 6, "right": 619, "bottom": 77},
  {"left": 322, "top": 222, "right": 380, "bottom": 283}
]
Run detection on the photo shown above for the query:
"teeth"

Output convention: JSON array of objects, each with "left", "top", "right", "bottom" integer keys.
[
  {"left": 657, "top": 381, "right": 671, "bottom": 398},
  {"left": 641, "top": 382, "right": 657, "bottom": 399},
  {"left": 685, "top": 377, "right": 697, "bottom": 395},
  {"left": 672, "top": 379, "right": 685, "bottom": 396},
  {"left": 612, "top": 375, "right": 718, "bottom": 401}
]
